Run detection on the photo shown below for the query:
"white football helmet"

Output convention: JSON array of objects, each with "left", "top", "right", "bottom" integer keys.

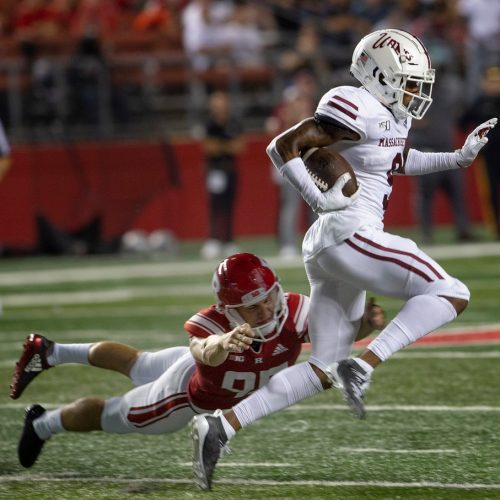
[{"left": 350, "top": 29, "right": 435, "bottom": 121}]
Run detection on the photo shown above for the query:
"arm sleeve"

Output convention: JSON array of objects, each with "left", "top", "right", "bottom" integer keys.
[
  {"left": 403, "top": 148, "right": 460, "bottom": 175},
  {"left": 266, "top": 130, "right": 329, "bottom": 212},
  {"left": 266, "top": 148, "right": 332, "bottom": 213}
]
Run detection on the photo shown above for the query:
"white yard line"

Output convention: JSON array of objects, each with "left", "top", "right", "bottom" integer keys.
[
  {"left": 1, "top": 284, "right": 212, "bottom": 307},
  {"left": 1, "top": 403, "right": 499, "bottom": 411},
  {"left": 1, "top": 242, "right": 499, "bottom": 287},
  {"left": 3, "top": 284, "right": 500, "bottom": 308},
  {"left": 0, "top": 257, "right": 303, "bottom": 287},
  {"left": 0, "top": 475, "right": 499, "bottom": 489},
  {"left": 287, "top": 404, "right": 500, "bottom": 412},
  {"left": 390, "top": 351, "right": 500, "bottom": 358},
  {"left": 337, "top": 447, "right": 457, "bottom": 454},
  {"left": 179, "top": 462, "right": 298, "bottom": 467}
]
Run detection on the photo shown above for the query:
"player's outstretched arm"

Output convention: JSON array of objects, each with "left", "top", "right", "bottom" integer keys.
[
  {"left": 189, "top": 324, "right": 255, "bottom": 367},
  {"left": 400, "top": 117, "right": 498, "bottom": 176}
]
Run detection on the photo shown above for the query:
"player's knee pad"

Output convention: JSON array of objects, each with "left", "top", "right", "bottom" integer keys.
[{"left": 426, "top": 276, "right": 470, "bottom": 302}]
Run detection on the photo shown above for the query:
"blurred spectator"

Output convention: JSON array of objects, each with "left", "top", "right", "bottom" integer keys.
[
  {"left": 67, "top": 35, "right": 110, "bottom": 129},
  {"left": 181, "top": 0, "right": 275, "bottom": 71},
  {"left": 411, "top": 41, "right": 474, "bottom": 244},
  {"left": 457, "top": 0, "right": 500, "bottom": 104},
  {"left": 133, "top": 0, "right": 173, "bottom": 33},
  {"left": 373, "top": 0, "right": 423, "bottom": 32},
  {"left": 352, "top": 0, "right": 395, "bottom": 26},
  {"left": 200, "top": 90, "right": 244, "bottom": 260},
  {"left": 132, "top": 0, "right": 183, "bottom": 40},
  {"left": 12, "top": 0, "right": 71, "bottom": 40},
  {"left": 11, "top": 0, "right": 72, "bottom": 132},
  {"left": 405, "top": 1, "right": 474, "bottom": 243},
  {"left": 0, "top": 117, "right": 11, "bottom": 182},
  {"left": 320, "top": 0, "right": 370, "bottom": 74},
  {"left": 181, "top": 0, "right": 235, "bottom": 71},
  {"left": 266, "top": 0, "right": 303, "bottom": 44},
  {"left": 460, "top": 66, "right": 500, "bottom": 240},
  {"left": 22, "top": 42, "right": 65, "bottom": 132},
  {"left": 0, "top": 117, "right": 11, "bottom": 255},
  {"left": 69, "top": 0, "right": 124, "bottom": 40},
  {"left": 266, "top": 70, "right": 317, "bottom": 258},
  {"left": 278, "top": 20, "right": 330, "bottom": 90}
]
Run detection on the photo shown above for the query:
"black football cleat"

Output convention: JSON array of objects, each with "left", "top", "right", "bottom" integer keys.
[
  {"left": 18, "top": 404, "right": 47, "bottom": 468},
  {"left": 10, "top": 334, "right": 54, "bottom": 400},
  {"left": 191, "top": 411, "right": 229, "bottom": 490}
]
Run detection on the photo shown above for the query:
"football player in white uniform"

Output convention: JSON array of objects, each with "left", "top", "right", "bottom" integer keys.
[
  {"left": 11, "top": 252, "right": 383, "bottom": 471},
  {"left": 191, "top": 29, "right": 497, "bottom": 489}
]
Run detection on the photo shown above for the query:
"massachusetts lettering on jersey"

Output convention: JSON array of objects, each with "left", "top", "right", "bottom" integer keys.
[{"left": 378, "top": 137, "right": 407, "bottom": 147}]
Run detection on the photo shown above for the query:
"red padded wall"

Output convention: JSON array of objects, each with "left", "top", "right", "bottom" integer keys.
[{"left": 0, "top": 135, "right": 482, "bottom": 250}]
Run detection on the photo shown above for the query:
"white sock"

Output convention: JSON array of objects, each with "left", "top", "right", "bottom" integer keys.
[
  {"left": 219, "top": 414, "right": 237, "bottom": 439},
  {"left": 352, "top": 357, "right": 374, "bottom": 375},
  {"left": 368, "top": 295, "right": 457, "bottom": 361},
  {"left": 33, "top": 408, "right": 64, "bottom": 440},
  {"left": 46, "top": 343, "right": 92, "bottom": 366},
  {"left": 233, "top": 362, "right": 323, "bottom": 428}
]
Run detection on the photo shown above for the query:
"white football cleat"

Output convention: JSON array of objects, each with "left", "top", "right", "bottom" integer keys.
[
  {"left": 329, "top": 358, "right": 371, "bottom": 419},
  {"left": 191, "top": 410, "right": 230, "bottom": 490}
]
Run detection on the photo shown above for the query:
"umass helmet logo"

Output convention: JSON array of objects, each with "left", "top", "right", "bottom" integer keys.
[{"left": 372, "top": 32, "right": 414, "bottom": 61}]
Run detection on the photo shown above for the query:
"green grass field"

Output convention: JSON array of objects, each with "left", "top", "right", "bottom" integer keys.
[{"left": 1, "top": 237, "right": 500, "bottom": 499}]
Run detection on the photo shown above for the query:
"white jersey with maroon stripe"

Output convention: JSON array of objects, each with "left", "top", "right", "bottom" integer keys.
[
  {"left": 185, "top": 292, "right": 309, "bottom": 411},
  {"left": 303, "top": 85, "right": 411, "bottom": 259},
  {"left": 290, "top": 86, "right": 470, "bottom": 373}
]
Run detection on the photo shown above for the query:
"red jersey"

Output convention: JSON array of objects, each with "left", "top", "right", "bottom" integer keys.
[{"left": 184, "top": 293, "right": 309, "bottom": 411}]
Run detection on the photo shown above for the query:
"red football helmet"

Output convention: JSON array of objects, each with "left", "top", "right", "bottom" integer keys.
[{"left": 212, "top": 253, "right": 288, "bottom": 342}]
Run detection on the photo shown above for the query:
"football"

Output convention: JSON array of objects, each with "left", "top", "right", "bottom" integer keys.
[{"left": 302, "top": 147, "right": 357, "bottom": 196}]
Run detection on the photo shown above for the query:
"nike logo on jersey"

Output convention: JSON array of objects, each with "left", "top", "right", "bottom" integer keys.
[
  {"left": 24, "top": 354, "right": 43, "bottom": 373},
  {"left": 272, "top": 344, "right": 288, "bottom": 356}
]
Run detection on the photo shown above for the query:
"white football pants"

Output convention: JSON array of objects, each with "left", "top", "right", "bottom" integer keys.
[
  {"left": 101, "top": 347, "right": 199, "bottom": 434},
  {"left": 305, "top": 226, "right": 469, "bottom": 372}
]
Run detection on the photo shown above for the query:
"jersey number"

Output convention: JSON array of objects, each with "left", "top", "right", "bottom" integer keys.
[
  {"left": 383, "top": 152, "right": 403, "bottom": 210},
  {"left": 221, "top": 362, "right": 289, "bottom": 398}
]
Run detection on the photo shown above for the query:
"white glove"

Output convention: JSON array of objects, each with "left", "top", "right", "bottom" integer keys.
[
  {"left": 317, "top": 173, "right": 361, "bottom": 213},
  {"left": 455, "top": 117, "right": 498, "bottom": 167}
]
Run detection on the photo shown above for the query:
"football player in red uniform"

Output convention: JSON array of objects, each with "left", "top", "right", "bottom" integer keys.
[{"left": 12, "top": 252, "right": 384, "bottom": 469}]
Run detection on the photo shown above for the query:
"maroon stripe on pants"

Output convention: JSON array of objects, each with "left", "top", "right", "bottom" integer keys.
[
  {"left": 130, "top": 402, "right": 191, "bottom": 428},
  {"left": 345, "top": 239, "right": 434, "bottom": 283},
  {"left": 353, "top": 233, "right": 444, "bottom": 279},
  {"left": 127, "top": 394, "right": 189, "bottom": 427},
  {"left": 129, "top": 392, "right": 185, "bottom": 412}
]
